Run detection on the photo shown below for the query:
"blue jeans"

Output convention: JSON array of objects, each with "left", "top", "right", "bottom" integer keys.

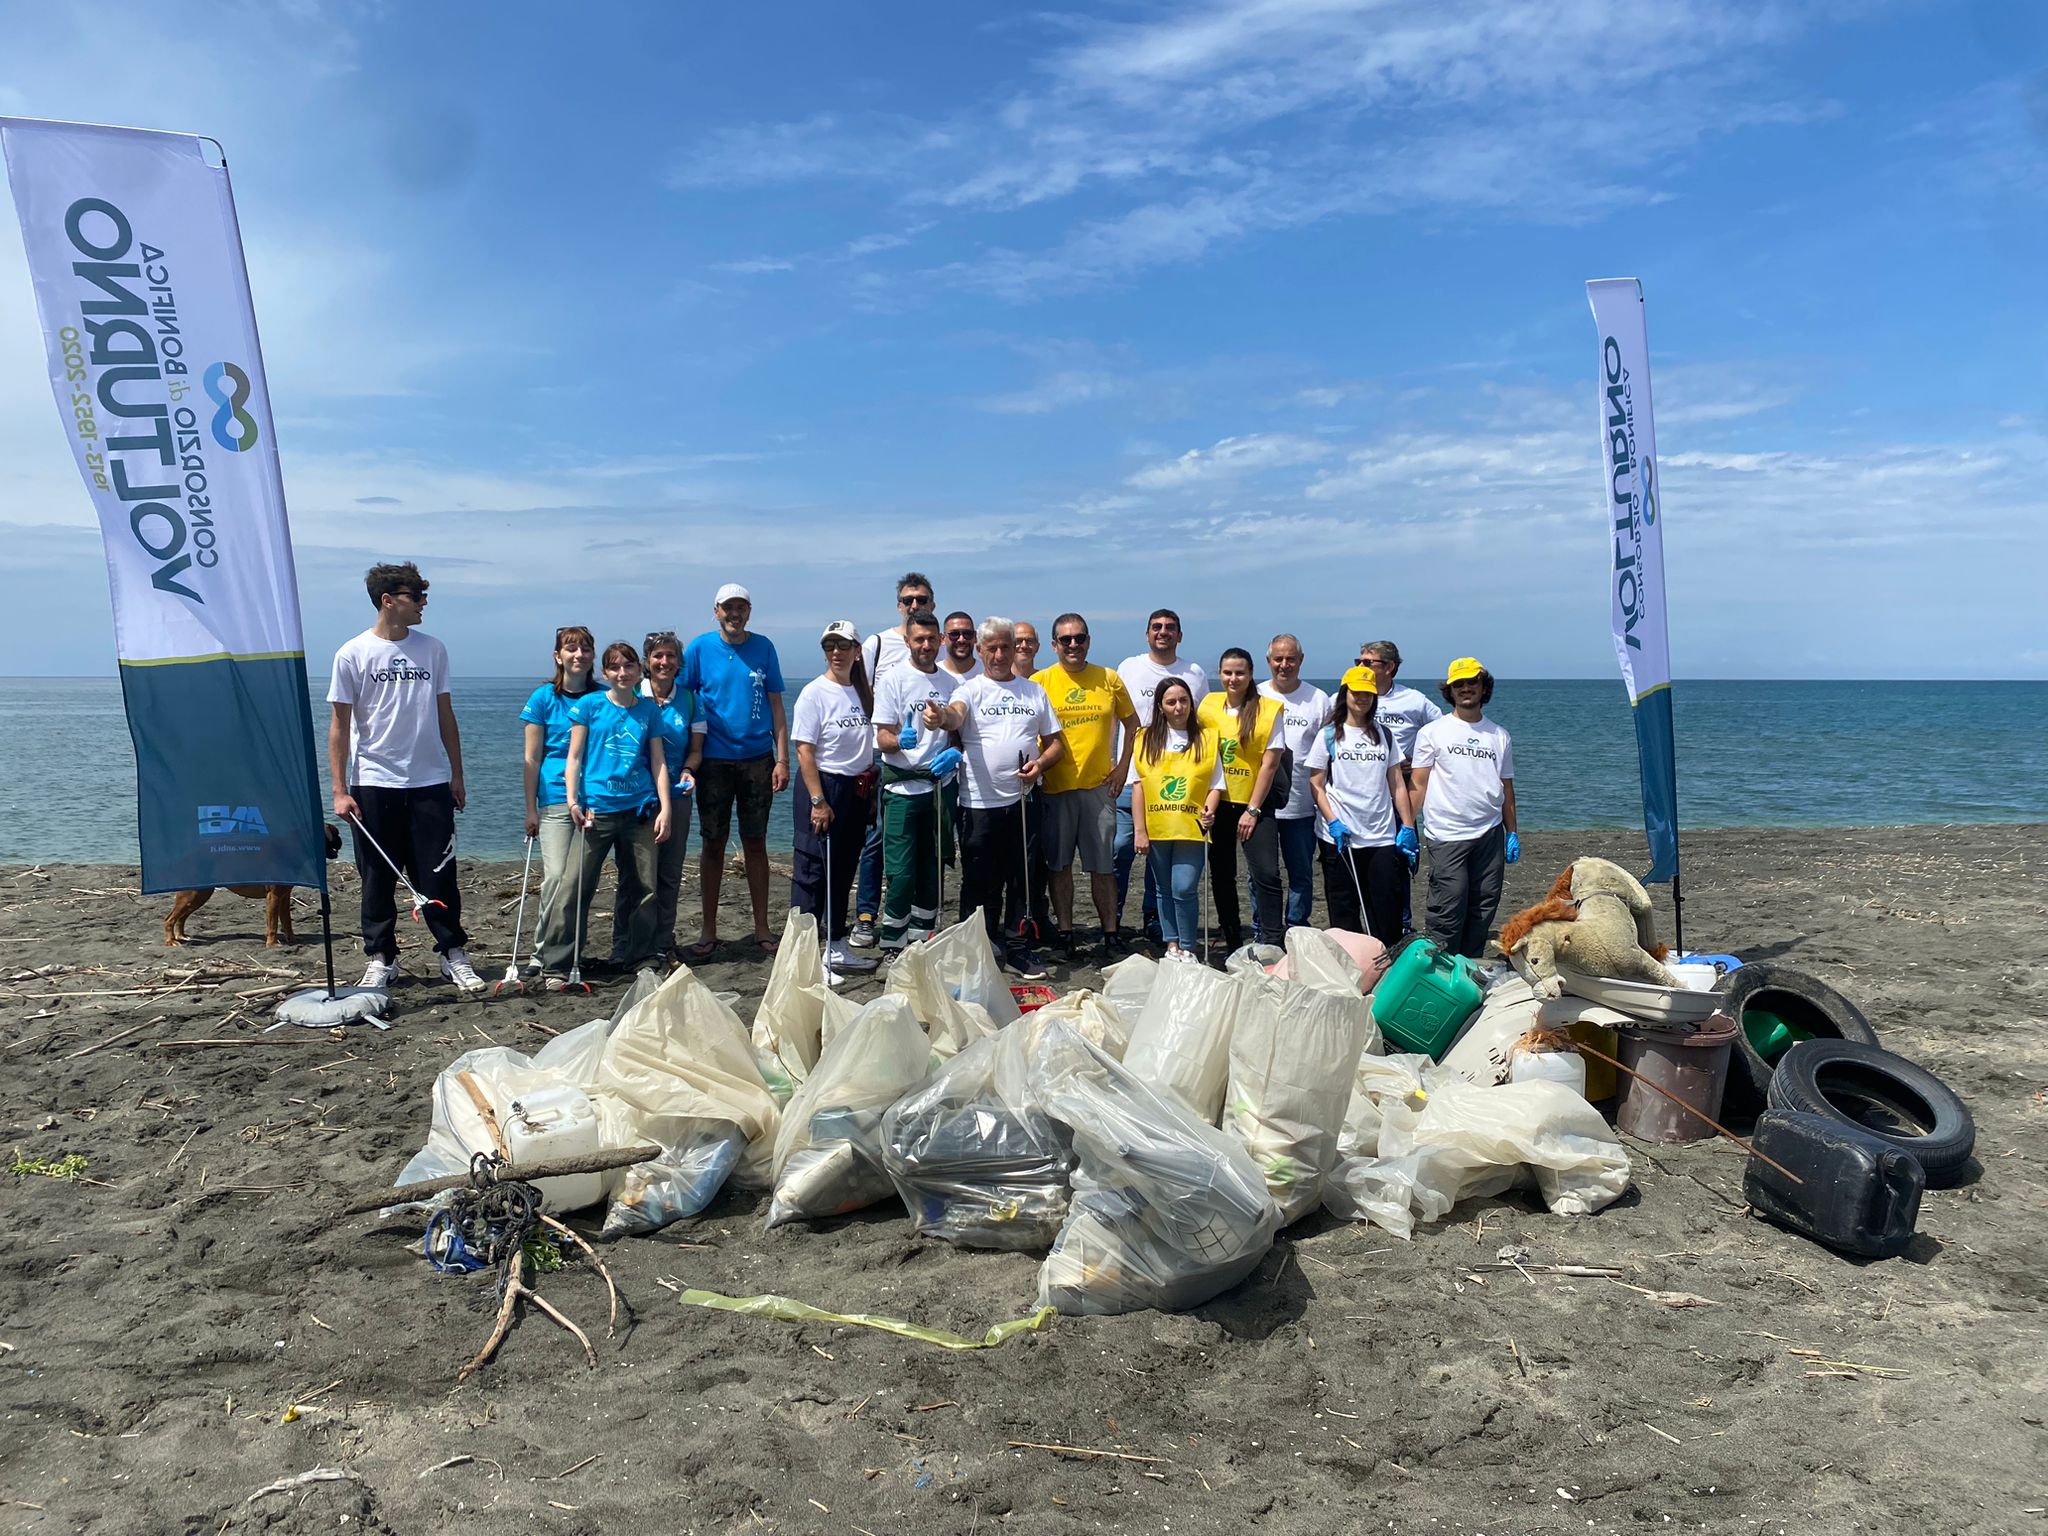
[
  {"left": 1275, "top": 814, "right": 1317, "bottom": 928},
  {"left": 1113, "top": 785, "right": 1160, "bottom": 927},
  {"left": 1147, "top": 842, "right": 1206, "bottom": 950},
  {"left": 856, "top": 813, "right": 884, "bottom": 920}
]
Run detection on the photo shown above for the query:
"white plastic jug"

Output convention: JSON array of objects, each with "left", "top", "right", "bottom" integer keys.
[
  {"left": 502, "top": 1084, "right": 604, "bottom": 1211},
  {"left": 1508, "top": 1047, "right": 1588, "bottom": 1098}
]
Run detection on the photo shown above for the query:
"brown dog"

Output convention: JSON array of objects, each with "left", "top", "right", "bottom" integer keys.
[{"left": 163, "top": 823, "right": 344, "bottom": 947}]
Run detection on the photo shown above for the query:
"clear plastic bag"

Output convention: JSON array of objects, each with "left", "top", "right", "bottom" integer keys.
[
  {"left": 1122, "top": 959, "right": 1246, "bottom": 1122},
  {"left": 882, "top": 1019, "right": 1074, "bottom": 1250},
  {"left": 1334, "top": 1051, "right": 1434, "bottom": 1160},
  {"left": 884, "top": 912, "right": 1015, "bottom": 1062},
  {"left": 1099, "top": 953, "right": 1158, "bottom": 1023},
  {"left": 751, "top": 910, "right": 861, "bottom": 1099},
  {"left": 1028, "top": 1018, "right": 1279, "bottom": 1315},
  {"left": 766, "top": 995, "right": 932, "bottom": 1228},
  {"left": 1028, "top": 988, "right": 1131, "bottom": 1061},
  {"left": 601, "top": 1120, "right": 746, "bottom": 1236},
  {"left": 1221, "top": 966, "right": 1376, "bottom": 1224}
]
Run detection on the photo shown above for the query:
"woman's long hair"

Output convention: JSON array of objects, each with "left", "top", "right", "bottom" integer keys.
[
  {"left": 1140, "top": 677, "right": 1202, "bottom": 766},
  {"left": 1332, "top": 683, "right": 1382, "bottom": 746},
  {"left": 548, "top": 625, "right": 597, "bottom": 695},
  {"left": 1218, "top": 646, "right": 1261, "bottom": 758}
]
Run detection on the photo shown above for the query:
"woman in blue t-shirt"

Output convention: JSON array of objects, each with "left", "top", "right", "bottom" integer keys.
[
  {"left": 559, "top": 641, "right": 673, "bottom": 983},
  {"left": 519, "top": 625, "right": 598, "bottom": 977}
]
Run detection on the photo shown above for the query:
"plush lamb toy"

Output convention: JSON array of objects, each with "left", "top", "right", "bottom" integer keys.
[{"left": 1498, "top": 857, "right": 1683, "bottom": 1000}]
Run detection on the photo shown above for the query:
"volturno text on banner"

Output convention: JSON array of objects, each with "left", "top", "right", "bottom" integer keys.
[{"left": 1, "top": 118, "right": 325, "bottom": 891}]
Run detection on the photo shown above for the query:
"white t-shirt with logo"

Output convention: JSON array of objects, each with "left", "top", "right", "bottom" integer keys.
[
  {"left": 1305, "top": 724, "right": 1401, "bottom": 848},
  {"left": 1258, "top": 680, "right": 1334, "bottom": 820},
  {"left": 953, "top": 675, "right": 1057, "bottom": 809},
  {"left": 1412, "top": 714, "right": 1514, "bottom": 842},
  {"left": 1377, "top": 683, "right": 1444, "bottom": 767},
  {"left": 1116, "top": 655, "right": 1208, "bottom": 727},
  {"left": 939, "top": 656, "right": 985, "bottom": 683},
  {"left": 871, "top": 664, "right": 962, "bottom": 798},
  {"left": 791, "top": 677, "right": 875, "bottom": 780},
  {"left": 863, "top": 628, "right": 911, "bottom": 685},
  {"left": 327, "top": 628, "right": 452, "bottom": 789}
]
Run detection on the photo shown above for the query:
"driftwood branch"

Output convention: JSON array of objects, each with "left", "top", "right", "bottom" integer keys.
[{"left": 331, "top": 1143, "right": 661, "bottom": 1218}]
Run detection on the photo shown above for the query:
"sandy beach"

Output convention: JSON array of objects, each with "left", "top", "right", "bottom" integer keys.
[{"left": 2, "top": 824, "right": 2043, "bottom": 1535}]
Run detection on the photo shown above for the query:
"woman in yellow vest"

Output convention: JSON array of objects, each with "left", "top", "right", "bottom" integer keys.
[
  {"left": 1131, "top": 676, "right": 1224, "bottom": 962},
  {"left": 1196, "top": 647, "right": 1287, "bottom": 951}
]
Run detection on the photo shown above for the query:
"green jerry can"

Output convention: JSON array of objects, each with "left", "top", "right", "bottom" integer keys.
[{"left": 1371, "top": 938, "right": 1488, "bottom": 1058}]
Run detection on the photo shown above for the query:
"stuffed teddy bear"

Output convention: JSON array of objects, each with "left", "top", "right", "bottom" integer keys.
[{"left": 1498, "top": 856, "right": 1682, "bottom": 999}]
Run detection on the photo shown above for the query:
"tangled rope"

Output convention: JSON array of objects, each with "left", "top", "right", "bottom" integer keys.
[{"left": 425, "top": 1153, "right": 545, "bottom": 1278}]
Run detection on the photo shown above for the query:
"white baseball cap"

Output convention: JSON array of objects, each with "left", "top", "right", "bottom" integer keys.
[
  {"left": 714, "top": 582, "right": 751, "bottom": 605},
  {"left": 820, "top": 620, "right": 860, "bottom": 644}
]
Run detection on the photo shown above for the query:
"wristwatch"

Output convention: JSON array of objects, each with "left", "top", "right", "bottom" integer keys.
[{"left": 1245, "top": 806, "right": 1263, "bottom": 819}]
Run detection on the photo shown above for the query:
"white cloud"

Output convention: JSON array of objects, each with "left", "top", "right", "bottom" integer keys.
[
  {"left": 1127, "top": 432, "right": 1332, "bottom": 489},
  {"left": 975, "top": 370, "right": 1122, "bottom": 415}
]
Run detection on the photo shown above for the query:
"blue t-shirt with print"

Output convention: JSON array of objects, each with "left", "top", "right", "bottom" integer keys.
[
  {"left": 654, "top": 691, "right": 701, "bottom": 792},
  {"left": 680, "top": 631, "right": 785, "bottom": 761},
  {"left": 519, "top": 684, "right": 596, "bottom": 806},
  {"left": 570, "top": 692, "right": 662, "bottom": 815}
]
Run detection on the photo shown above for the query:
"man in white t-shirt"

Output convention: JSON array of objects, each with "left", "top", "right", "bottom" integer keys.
[
  {"left": 848, "top": 570, "right": 937, "bottom": 949},
  {"left": 926, "top": 616, "right": 1067, "bottom": 980},
  {"left": 1259, "top": 633, "right": 1334, "bottom": 931},
  {"left": 325, "top": 561, "right": 484, "bottom": 994},
  {"left": 1411, "top": 657, "right": 1520, "bottom": 959},
  {"left": 1359, "top": 638, "right": 1442, "bottom": 935},
  {"left": 1113, "top": 608, "right": 1208, "bottom": 944},
  {"left": 871, "top": 608, "right": 964, "bottom": 950},
  {"left": 938, "top": 611, "right": 985, "bottom": 682}
]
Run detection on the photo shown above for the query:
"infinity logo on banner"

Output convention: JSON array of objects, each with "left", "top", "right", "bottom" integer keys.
[{"left": 202, "top": 360, "right": 259, "bottom": 452}]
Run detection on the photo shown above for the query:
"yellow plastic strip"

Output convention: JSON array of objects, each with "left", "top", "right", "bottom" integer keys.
[
  {"left": 677, "top": 1287, "right": 1055, "bottom": 1351},
  {"left": 118, "top": 649, "right": 306, "bottom": 667}
]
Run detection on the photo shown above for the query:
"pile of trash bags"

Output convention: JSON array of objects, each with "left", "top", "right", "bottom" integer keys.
[{"left": 392, "top": 914, "right": 1630, "bottom": 1315}]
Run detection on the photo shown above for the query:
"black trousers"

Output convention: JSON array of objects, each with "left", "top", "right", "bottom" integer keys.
[
  {"left": 792, "top": 772, "right": 873, "bottom": 942},
  {"left": 960, "top": 801, "right": 1031, "bottom": 958},
  {"left": 1425, "top": 824, "right": 1507, "bottom": 959},
  {"left": 1209, "top": 803, "right": 1283, "bottom": 948},
  {"left": 350, "top": 782, "right": 467, "bottom": 960},
  {"left": 1320, "top": 840, "right": 1409, "bottom": 947}
]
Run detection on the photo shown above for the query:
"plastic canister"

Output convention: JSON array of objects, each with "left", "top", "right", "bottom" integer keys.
[
  {"left": 1613, "top": 1011, "right": 1738, "bottom": 1143},
  {"left": 1370, "top": 938, "right": 1487, "bottom": 1058},
  {"left": 1509, "top": 1046, "right": 1588, "bottom": 1098},
  {"left": 502, "top": 1084, "right": 604, "bottom": 1211},
  {"left": 1566, "top": 1023, "right": 1619, "bottom": 1100}
]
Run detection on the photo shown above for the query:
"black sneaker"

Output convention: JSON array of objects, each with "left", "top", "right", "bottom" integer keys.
[
  {"left": 1004, "top": 949, "right": 1049, "bottom": 982},
  {"left": 1054, "top": 928, "right": 1079, "bottom": 962},
  {"left": 1144, "top": 916, "right": 1164, "bottom": 946},
  {"left": 847, "top": 915, "right": 878, "bottom": 949}
]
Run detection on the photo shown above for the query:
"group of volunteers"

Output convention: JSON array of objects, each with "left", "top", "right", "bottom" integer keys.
[{"left": 324, "top": 562, "right": 1519, "bottom": 996}]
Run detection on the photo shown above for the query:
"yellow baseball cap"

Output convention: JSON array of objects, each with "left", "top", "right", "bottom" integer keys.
[
  {"left": 1340, "top": 665, "right": 1380, "bottom": 695},
  {"left": 1444, "top": 656, "right": 1486, "bottom": 685}
]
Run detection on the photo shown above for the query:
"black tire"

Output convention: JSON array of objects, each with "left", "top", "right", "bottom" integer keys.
[
  {"left": 1766, "top": 1039, "right": 1975, "bottom": 1186},
  {"left": 1722, "top": 963, "right": 1879, "bottom": 1113}
]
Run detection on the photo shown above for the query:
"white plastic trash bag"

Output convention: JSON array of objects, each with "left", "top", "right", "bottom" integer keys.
[
  {"left": 1100, "top": 953, "right": 1159, "bottom": 1022},
  {"left": 1030, "top": 988, "right": 1131, "bottom": 1061},
  {"left": 1335, "top": 1052, "right": 1433, "bottom": 1160},
  {"left": 1222, "top": 970, "right": 1375, "bottom": 1224},
  {"left": 1123, "top": 959, "right": 1246, "bottom": 1123},
  {"left": 1028, "top": 1018, "right": 1279, "bottom": 1315},
  {"left": 882, "top": 1018, "right": 1074, "bottom": 1249},
  {"left": 1322, "top": 1073, "right": 1630, "bottom": 1237},
  {"left": 1280, "top": 928, "right": 1384, "bottom": 1053},
  {"left": 885, "top": 913, "right": 1011, "bottom": 1061},
  {"left": 751, "top": 910, "right": 861, "bottom": 1099},
  {"left": 767, "top": 995, "right": 932, "bottom": 1228},
  {"left": 599, "top": 965, "right": 783, "bottom": 1193}
]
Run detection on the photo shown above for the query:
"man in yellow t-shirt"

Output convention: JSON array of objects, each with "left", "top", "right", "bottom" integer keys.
[{"left": 1032, "top": 612, "right": 1138, "bottom": 960}]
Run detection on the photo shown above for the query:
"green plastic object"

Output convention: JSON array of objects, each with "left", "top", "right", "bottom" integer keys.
[
  {"left": 1742, "top": 1007, "right": 1811, "bottom": 1062},
  {"left": 1372, "top": 938, "right": 1487, "bottom": 1059}
]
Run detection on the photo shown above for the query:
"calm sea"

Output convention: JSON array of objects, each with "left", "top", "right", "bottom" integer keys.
[{"left": 2, "top": 677, "right": 2042, "bottom": 864}]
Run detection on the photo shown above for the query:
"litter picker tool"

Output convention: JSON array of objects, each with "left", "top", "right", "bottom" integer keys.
[
  {"left": 1017, "top": 752, "right": 1036, "bottom": 951},
  {"left": 1199, "top": 818, "right": 1211, "bottom": 962},
  {"left": 564, "top": 816, "right": 593, "bottom": 994},
  {"left": 346, "top": 809, "right": 448, "bottom": 925},
  {"left": 493, "top": 834, "right": 537, "bottom": 997},
  {"left": 1342, "top": 838, "right": 1369, "bottom": 932},
  {"left": 823, "top": 818, "right": 843, "bottom": 987}
]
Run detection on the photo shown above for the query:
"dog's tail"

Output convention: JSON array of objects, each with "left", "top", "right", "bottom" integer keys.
[{"left": 1498, "top": 896, "right": 1579, "bottom": 955}]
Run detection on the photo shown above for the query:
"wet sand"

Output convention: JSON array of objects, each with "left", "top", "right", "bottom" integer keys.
[{"left": 2, "top": 824, "right": 2043, "bottom": 1535}]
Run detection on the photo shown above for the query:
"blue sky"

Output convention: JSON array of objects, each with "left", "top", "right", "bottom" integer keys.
[{"left": 2, "top": 0, "right": 2044, "bottom": 681}]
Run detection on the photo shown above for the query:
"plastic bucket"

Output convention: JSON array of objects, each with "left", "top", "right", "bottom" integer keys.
[
  {"left": 1614, "top": 1011, "right": 1738, "bottom": 1143},
  {"left": 1566, "top": 1022, "right": 1619, "bottom": 1100}
]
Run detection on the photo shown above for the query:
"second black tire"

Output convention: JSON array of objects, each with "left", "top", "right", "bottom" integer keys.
[
  {"left": 1722, "top": 962, "right": 1879, "bottom": 1112},
  {"left": 1766, "top": 1039, "right": 1975, "bottom": 1186}
]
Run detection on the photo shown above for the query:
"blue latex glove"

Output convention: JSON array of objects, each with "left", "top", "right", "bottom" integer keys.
[
  {"left": 1395, "top": 824, "right": 1419, "bottom": 870},
  {"left": 897, "top": 718, "right": 919, "bottom": 751},
  {"left": 1504, "top": 831, "right": 1521, "bottom": 864},
  {"left": 1326, "top": 817, "right": 1350, "bottom": 846},
  {"left": 928, "top": 747, "right": 963, "bottom": 782}
]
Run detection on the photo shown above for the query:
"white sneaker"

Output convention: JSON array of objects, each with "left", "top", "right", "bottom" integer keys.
[
  {"left": 359, "top": 957, "right": 400, "bottom": 989},
  {"left": 440, "top": 948, "right": 487, "bottom": 995}
]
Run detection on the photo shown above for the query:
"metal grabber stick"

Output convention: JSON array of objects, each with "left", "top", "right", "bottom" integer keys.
[
  {"left": 823, "top": 809, "right": 842, "bottom": 987},
  {"left": 1017, "top": 752, "right": 1035, "bottom": 953},
  {"left": 1199, "top": 816, "right": 1211, "bottom": 962},
  {"left": 346, "top": 809, "right": 447, "bottom": 924},
  {"left": 565, "top": 816, "right": 593, "bottom": 993},
  {"left": 1343, "top": 836, "right": 1369, "bottom": 934},
  {"left": 494, "top": 833, "right": 536, "bottom": 995}
]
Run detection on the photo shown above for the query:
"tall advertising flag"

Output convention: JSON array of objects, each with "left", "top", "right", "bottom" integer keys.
[
  {"left": 1586, "top": 278, "right": 1678, "bottom": 886},
  {"left": 3, "top": 120, "right": 325, "bottom": 894}
]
